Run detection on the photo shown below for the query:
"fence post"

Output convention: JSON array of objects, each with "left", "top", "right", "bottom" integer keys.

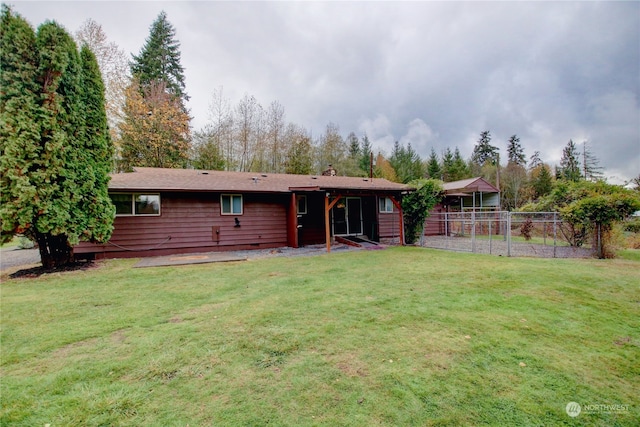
[
  {"left": 471, "top": 210, "right": 476, "bottom": 253},
  {"left": 553, "top": 212, "right": 557, "bottom": 258},
  {"left": 507, "top": 211, "right": 512, "bottom": 257},
  {"left": 489, "top": 213, "right": 492, "bottom": 255}
]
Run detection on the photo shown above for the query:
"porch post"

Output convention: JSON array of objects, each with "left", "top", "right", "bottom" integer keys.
[
  {"left": 389, "top": 196, "right": 405, "bottom": 246},
  {"left": 325, "top": 195, "right": 330, "bottom": 253},
  {"left": 287, "top": 193, "right": 299, "bottom": 248},
  {"left": 324, "top": 194, "right": 343, "bottom": 253}
]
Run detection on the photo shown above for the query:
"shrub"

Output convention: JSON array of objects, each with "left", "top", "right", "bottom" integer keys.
[
  {"left": 520, "top": 218, "right": 534, "bottom": 241},
  {"left": 623, "top": 217, "right": 640, "bottom": 233}
]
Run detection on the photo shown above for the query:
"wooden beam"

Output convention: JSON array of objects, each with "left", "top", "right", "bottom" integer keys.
[{"left": 324, "top": 194, "right": 342, "bottom": 253}]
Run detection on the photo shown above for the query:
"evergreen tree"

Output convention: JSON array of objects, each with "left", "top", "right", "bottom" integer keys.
[
  {"left": 559, "top": 139, "right": 582, "bottom": 182},
  {"left": 130, "top": 11, "right": 187, "bottom": 105},
  {"left": 506, "top": 134, "right": 525, "bottom": 166},
  {"left": 1, "top": 5, "right": 41, "bottom": 244},
  {"left": 581, "top": 140, "right": 604, "bottom": 182},
  {"left": 1, "top": 7, "right": 114, "bottom": 268},
  {"left": 471, "top": 130, "right": 499, "bottom": 166},
  {"left": 426, "top": 148, "right": 442, "bottom": 179},
  {"left": 123, "top": 11, "right": 191, "bottom": 169},
  {"left": 529, "top": 163, "right": 553, "bottom": 200},
  {"left": 75, "top": 45, "right": 116, "bottom": 242},
  {"left": 191, "top": 127, "right": 226, "bottom": 170},
  {"left": 359, "top": 134, "right": 373, "bottom": 174},
  {"left": 346, "top": 132, "right": 360, "bottom": 157},
  {"left": 441, "top": 148, "right": 454, "bottom": 181},
  {"left": 529, "top": 150, "right": 543, "bottom": 170},
  {"left": 389, "top": 141, "right": 424, "bottom": 183},
  {"left": 451, "top": 147, "right": 471, "bottom": 181}
]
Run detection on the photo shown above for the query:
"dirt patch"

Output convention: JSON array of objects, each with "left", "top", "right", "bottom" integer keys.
[{"left": 7, "top": 260, "right": 98, "bottom": 279}]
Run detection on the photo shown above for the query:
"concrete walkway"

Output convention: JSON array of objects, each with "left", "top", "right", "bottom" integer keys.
[{"left": 134, "top": 252, "right": 247, "bottom": 268}]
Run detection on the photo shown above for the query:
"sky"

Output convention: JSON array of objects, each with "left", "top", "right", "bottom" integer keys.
[{"left": 8, "top": 1, "right": 640, "bottom": 184}]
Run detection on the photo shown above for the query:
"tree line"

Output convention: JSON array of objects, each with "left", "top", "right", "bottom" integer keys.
[{"left": 98, "top": 11, "right": 623, "bottom": 213}]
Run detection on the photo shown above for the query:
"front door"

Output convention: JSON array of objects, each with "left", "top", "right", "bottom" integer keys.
[
  {"left": 332, "top": 197, "right": 362, "bottom": 235},
  {"left": 347, "top": 198, "right": 362, "bottom": 235}
]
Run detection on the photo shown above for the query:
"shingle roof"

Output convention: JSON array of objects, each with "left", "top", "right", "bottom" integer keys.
[
  {"left": 109, "top": 167, "right": 411, "bottom": 193},
  {"left": 442, "top": 177, "right": 499, "bottom": 194}
]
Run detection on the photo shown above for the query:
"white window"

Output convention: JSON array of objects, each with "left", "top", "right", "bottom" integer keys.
[
  {"left": 297, "top": 195, "right": 307, "bottom": 215},
  {"left": 379, "top": 197, "right": 394, "bottom": 213},
  {"left": 111, "top": 193, "right": 160, "bottom": 216},
  {"left": 221, "top": 194, "right": 243, "bottom": 215}
]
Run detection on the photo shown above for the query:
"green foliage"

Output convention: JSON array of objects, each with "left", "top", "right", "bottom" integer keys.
[
  {"left": 453, "top": 148, "right": 470, "bottom": 181},
  {"left": 402, "top": 179, "right": 443, "bottom": 244},
  {"left": 389, "top": 141, "right": 425, "bottom": 183},
  {"left": 506, "top": 134, "right": 525, "bottom": 166},
  {"left": 523, "top": 180, "right": 640, "bottom": 256},
  {"left": 426, "top": 148, "right": 441, "bottom": 179},
  {"left": 623, "top": 217, "right": 640, "bottom": 233},
  {"left": 529, "top": 163, "right": 553, "bottom": 201},
  {"left": 471, "top": 130, "right": 498, "bottom": 167},
  {"left": 358, "top": 134, "right": 373, "bottom": 174},
  {"left": 0, "top": 7, "right": 114, "bottom": 268},
  {"left": 558, "top": 139, "right": 582, "bottom": 182},
  {"left": 123, "top": 11, "right": 191, "bottom": 170},
  {"left": 190, "top": 128, "right": 226, "bottom": 170},
  {"left": 0, "top": 6, "right": 41, "bottom": 242},
  {"left": 130, "top": 11, "right": 187, "bottom": 104},
  {"left": 285, "top": 134, "right": 313, "bottom": 175}
]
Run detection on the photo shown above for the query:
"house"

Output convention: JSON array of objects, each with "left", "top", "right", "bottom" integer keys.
[
  {"left": 424, "top": 177, "right": 500, "bottom": 236},
  {"left": 74, "top": 167, "right": 411, "bottom": 259}
]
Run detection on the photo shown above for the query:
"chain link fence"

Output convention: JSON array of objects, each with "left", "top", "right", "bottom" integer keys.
[{"left": 421, "top": 211, "right": 593, "bottom": 258}]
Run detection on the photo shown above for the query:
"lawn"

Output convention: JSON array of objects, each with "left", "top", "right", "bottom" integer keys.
[{"left": 1, "top": 247, "right": 638, "bottom": 426}]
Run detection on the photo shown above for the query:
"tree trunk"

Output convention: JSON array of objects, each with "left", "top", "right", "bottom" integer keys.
[{"left": 35, "top": 232, "right": 74, "bottom": 269}]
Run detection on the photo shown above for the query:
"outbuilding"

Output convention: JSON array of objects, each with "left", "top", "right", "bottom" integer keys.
[{"left": 424, "top": 177, "right": 500, "bottom": 236}]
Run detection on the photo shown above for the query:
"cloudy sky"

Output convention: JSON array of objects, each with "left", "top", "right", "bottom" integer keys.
[{"left": 10, "top": 1, "right": 640, "bottom": 183}]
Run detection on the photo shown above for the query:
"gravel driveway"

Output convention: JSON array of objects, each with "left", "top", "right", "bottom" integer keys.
[{"left": 0, "top": 247, "right": 41, "bottom": 272}]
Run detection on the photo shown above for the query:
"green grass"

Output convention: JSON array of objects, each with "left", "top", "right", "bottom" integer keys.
[{"left": 2, "top": 247, "right": 639, "bottom": 426}]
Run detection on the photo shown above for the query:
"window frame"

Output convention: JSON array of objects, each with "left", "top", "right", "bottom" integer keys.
[
  {"left": 296, "top": 195, "right": 307, "bottom": 215},
  {"left": 111, "top": 193, "right": 161, "bottom": 217},
  {"left": 379, "top": 196, "right": 394, "bottom": 213},
  {"left": 221, "top": 194, "right": 243, "bottom": 215}
]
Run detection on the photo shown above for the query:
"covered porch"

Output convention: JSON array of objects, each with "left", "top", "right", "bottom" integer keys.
[{"left": 286, "top": 188, "right": 406, "bottom": 253}]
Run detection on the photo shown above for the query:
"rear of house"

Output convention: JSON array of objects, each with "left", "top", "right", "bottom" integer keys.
[{"left": 75, "top": 168, "right": 410, "bottom": 259}]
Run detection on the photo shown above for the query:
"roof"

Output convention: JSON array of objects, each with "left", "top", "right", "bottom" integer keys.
[
  {"left": 442, "top": 177, "right": 499, "bottom": 194},
  {"left": 109, "top": 167, "right": 411, "bottom": 194}
]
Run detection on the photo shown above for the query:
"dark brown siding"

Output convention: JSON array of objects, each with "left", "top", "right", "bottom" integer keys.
[
  {"left": 75, "top": 191, "right": 290, "bottom": 259},
  {"left": 378, "top": 207, "right": 402, "bottom": 240},
  {"left": 424, "top": 204, "right": 445, "bottom": 236}
]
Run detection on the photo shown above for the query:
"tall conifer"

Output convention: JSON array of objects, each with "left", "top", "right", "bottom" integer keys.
[
  {"left": 1, "top": 7, "right": 114, "bottom": 268},
  {"left": 131, "top": 11, "right": 188, "bottom": 105}
]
